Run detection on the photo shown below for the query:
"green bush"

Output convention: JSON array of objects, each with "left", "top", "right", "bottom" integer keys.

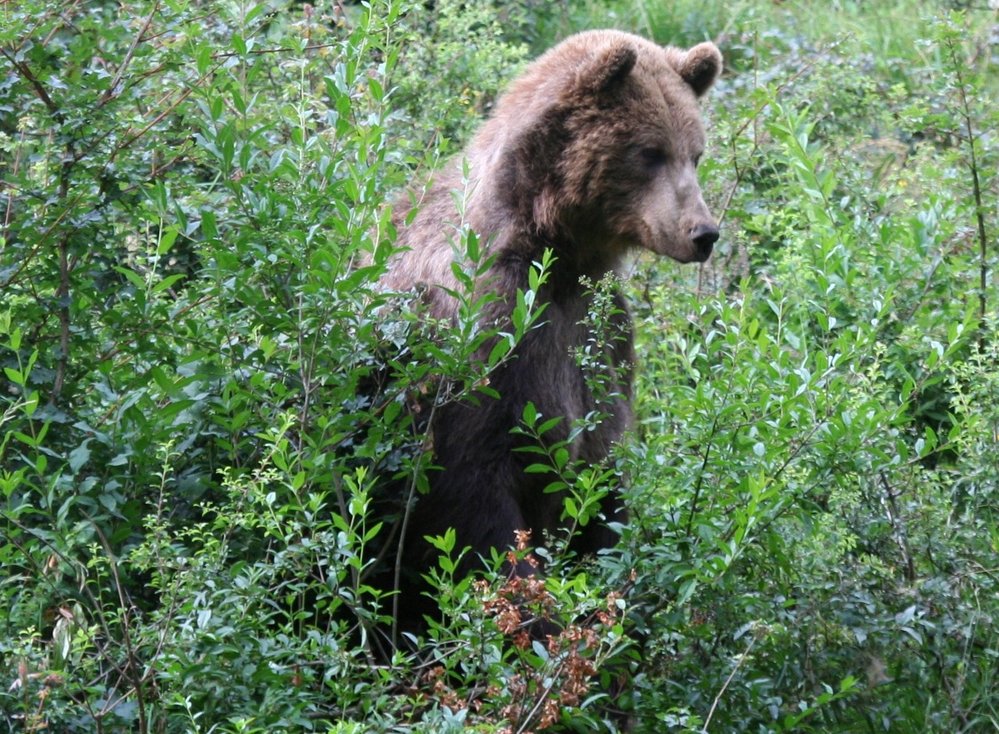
[{"left": 2, "top": 1, "right": 997, "bottom": 732}]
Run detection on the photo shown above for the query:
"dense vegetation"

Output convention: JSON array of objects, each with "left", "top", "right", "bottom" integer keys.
[{"left": 1, "top": 1, "right": 996, "bottom": 731}]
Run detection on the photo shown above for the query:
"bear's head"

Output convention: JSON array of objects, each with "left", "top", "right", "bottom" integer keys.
[{"left": 486, "top": 31, "right": 723, "bottom": 271}]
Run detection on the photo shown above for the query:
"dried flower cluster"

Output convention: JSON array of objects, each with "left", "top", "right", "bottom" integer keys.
[
  {"left": 475, "top": 531, "right": 628, "bottom": 732},
  {"left": 417, "top": 530, "right": 631, "bottom": 732}
]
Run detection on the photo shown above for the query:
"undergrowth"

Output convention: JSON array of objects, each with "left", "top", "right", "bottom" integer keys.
[{"left": 1, "top": 1, "right": 996, "bottom": 732}]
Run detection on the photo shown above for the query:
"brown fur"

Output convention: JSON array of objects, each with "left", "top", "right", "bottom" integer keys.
[{"left": 381, "top": 30, "right": 722, "bottom": 630}]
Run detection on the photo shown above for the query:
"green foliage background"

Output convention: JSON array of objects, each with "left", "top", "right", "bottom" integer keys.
[{"left": 1, "top": 0, "right": 996, "bottom": 731}]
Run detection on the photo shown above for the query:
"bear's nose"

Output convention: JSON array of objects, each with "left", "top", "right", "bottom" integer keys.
[{"left": 690, "top": 223, "right": 720, "bottom": 259}]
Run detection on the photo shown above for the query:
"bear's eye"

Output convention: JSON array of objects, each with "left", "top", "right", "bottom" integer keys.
[{"left": 639, "top": 147, "right": 668, "bottom": 168}]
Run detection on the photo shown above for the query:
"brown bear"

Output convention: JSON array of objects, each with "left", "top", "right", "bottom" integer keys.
[{"left": 378, "top": 30, "right": 722, "bottom": 633}]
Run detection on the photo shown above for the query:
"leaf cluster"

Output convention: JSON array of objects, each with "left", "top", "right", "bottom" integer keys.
[{"left": 2, "top": 1, "right": 998, "bottom": 732}]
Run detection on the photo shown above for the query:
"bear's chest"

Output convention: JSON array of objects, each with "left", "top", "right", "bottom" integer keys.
[{"left": 502, "top": 289, "right": 635, "bottom": 457}]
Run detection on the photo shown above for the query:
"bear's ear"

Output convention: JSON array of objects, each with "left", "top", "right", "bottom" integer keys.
[
  {"left": 668, "top": 42, "right": 723, "bottom": 97},
  {"left": 575, "top": 43, "right": 638, "bottom": 97}
]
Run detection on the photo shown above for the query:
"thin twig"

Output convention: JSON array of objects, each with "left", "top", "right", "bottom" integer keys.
[
  {"left": 211, "top": 41, "right": 342, "bottom": 59},
  {"left": 685, "top": 414, "right": 719, "bottom": 540},
  {"left": 99, "top": 0, "right": 162, "bottom": 107},
  {"left": 879, "top": 471, "right": 915, "bottom": 583},
  {"left": 0, "top": 47, "right": 62, "bottom": 120},
  {"left": 92, "top": 524, "right": 149, "bottom": 733},
  {"left": 51, "top": 232, "right": 71, "bottom": 404},
  {"left": 108, "top": 82, "right": 200, "bottom": 163},
  {"left": 703, "top": 632, "right": 757, "bottom": 732},
  {"left": 945, "top": 37, "right": 990, "bottom": 345},
  {"left": 390, "top": 378, "right": 447, "bottom": 649}
]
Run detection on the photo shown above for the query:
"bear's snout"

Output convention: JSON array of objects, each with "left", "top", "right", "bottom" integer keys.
[{"left": 689, "top": 222, "right": 720, "bottom": 261}]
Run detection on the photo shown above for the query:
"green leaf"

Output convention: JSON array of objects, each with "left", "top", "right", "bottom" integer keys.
[
  {"left": 487, "top": 336, "right": 513, "bottom": 367},
  {"left": 3, "top": 367, "right": 23, "bottom": 385},
  {"left": 363, "top": 522, "right": 383, "bottom": 543},
  {"left": 553, "top": 447, "right": 569, "bottom": 470},
  {"left": 537, "top": 416, "right": 563, "bottom": 435},
  {"left": 157, "top": 226, "right": 179, "bottom": 256},
  {"left": 68, "top": 441, "right": 91, "bottom": 475},
  {"left": 114, "top": 266, "right": 146, "bottom": 290},
  {"left": 524, "top": 463, "right": 552, "bottom": 475},
  {"left": 151, "top": 273, "right": 186, "bottom": 294},
  {"left": 521, "top": 401, "right": 538, "bottom": 427}
]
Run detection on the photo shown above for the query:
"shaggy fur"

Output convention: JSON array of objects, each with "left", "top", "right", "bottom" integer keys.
[{"left": 380, "top": 30, "right": 722, "bottom": 629}]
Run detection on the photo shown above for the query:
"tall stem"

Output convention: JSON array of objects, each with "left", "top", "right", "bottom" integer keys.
[{"left": 946, "top": 35, "right": 990, "bottom": 346}]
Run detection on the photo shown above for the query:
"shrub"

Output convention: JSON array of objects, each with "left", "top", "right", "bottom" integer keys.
[{"left": 2, "top": 1, "right": 996, "bottom": 732}]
